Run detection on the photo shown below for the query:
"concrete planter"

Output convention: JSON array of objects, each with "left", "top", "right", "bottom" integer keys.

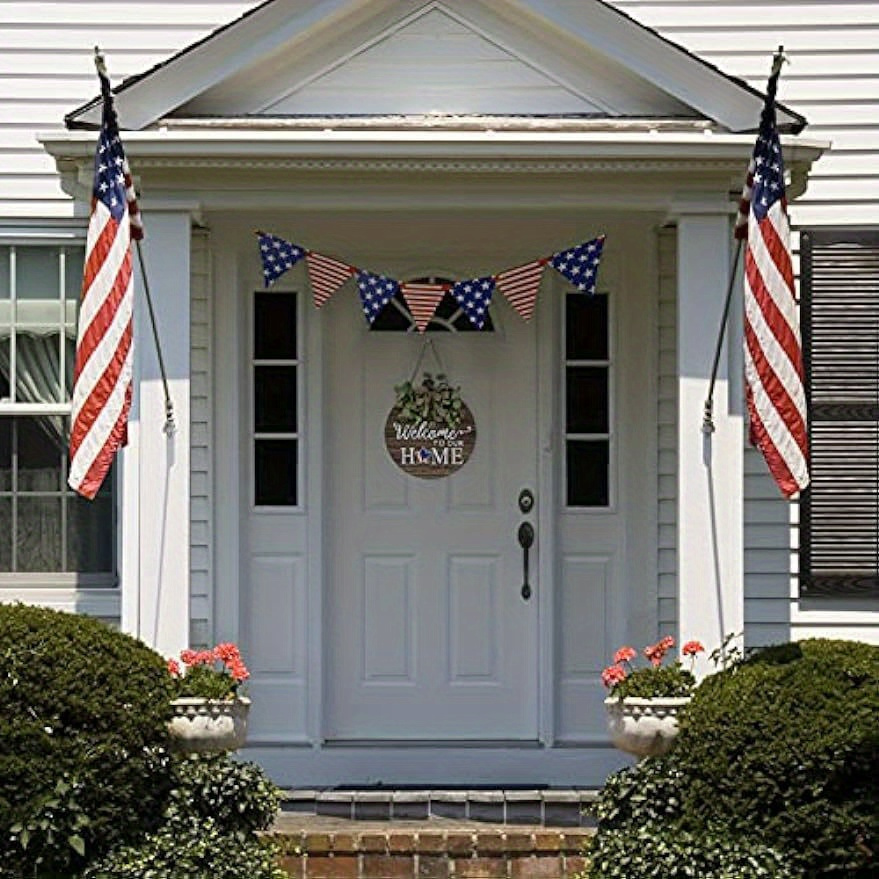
[
  {"left": 168, "top": 696, "right": 250, "bottom": 753},
  {"left": 604, "top": 696, "right": 691, "bottom": 758}
]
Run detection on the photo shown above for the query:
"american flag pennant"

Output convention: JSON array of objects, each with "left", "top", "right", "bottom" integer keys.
[
  {"left": 306, "top": 251, "right": 355, "bottom": 308},
  {"left": 741, "top": 54, "right": 809, "bottom": 497},
  {"left": 357, "top": 270, "right": 400, "bottom": 325},
  {"left": 400, "top": 282, "right": 446, "bottom": 333},
  {"left": 451, "top": 276, "right": 495, "bottom": 330},
  {"left": 258, "top": 232, "right": 305, "bottom": 288},
  {"left": 68, "top": 58, "right": 142, "bottom": 499},
  {"left": 495, "top": 260, "right": 546, "bottom": 322},
  {"left": 550, "top": 236, "right": 605, "bottom": 294}
]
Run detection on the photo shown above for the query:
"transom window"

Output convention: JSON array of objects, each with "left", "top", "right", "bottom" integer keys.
[
  {"left": 0, "top": 244, "right": 114, "bottom": 575},
  {"left": 564, "top": 291, "right": 610, "bottom": 507}
]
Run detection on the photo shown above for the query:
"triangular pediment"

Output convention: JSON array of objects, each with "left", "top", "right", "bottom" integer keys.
[{"left": 65, "top": 0, "right": 805, "bottom": 133}]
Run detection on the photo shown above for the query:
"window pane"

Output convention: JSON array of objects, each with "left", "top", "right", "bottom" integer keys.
[
  {"left": 17, "top": 417, "right": 63, "bottom": 491},
  {"left": 64, "top": 249, "right": 84, "bottom": 301},
  {"left": 255, "top": 365, "right": 297, "bottom": 433},
  {"left": 255, "top": 439, "right": 297, "bottom": 506},
  {"left": 254, "top": 292, "right": 297, "bottom": 359},
  {"left": 566, "top": 293, "right": 608, "bottom": 360},
  {"left": 567, "top": 440, "right": 609, "bottom": 507},
  {"left": 0, "top": 337, "right": 8, "bottom": 401},
  {"left": 17, "top": 247, "right": 59, "bottom": 301},
  {"left": 67, "top": 494, "right": 114, "bottom": 573},
  {"left": 0, "top": 418, "right": 9, "bottom": 491},
  {"left": 0, "top": 247, "right": 9, "bottom": 298},
  {"left": 17, "top": 496, "right": 63, "bottom": 571},
  {"left": 0, "top": 498, "right": 10, "bottom": 570},
  {"left": 14, "top": 332, "right": 65, "bottom": 403},
  {"left": 566, "top": 366, "right": 608, "bottom": 434}
]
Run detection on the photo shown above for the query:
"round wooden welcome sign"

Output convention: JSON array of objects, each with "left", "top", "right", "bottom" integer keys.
[{"left": 385, "top": 402, "right": 477, "bottom": 479}]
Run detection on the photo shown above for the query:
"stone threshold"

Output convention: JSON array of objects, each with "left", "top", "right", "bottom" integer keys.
[
  {"left": 280, "top": 789, "right": 598, "bottom": 828},
  {"left": 268, "top": 816, "right": 594, "bottom": 879}
]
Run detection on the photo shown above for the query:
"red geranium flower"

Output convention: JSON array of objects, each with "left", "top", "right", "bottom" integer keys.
[
  {"left": 682, "top": 640, "right": 705, "bottom": 656},
  {"left": 613, "top": 645, "right": 637, "bottom": 664},
  {"left": 601, "top": 664, "right": 628, "bottom": 689}
]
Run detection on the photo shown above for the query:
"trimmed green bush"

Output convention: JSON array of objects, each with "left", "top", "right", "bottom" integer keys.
[
  {"left": 590, "top": 638, "right": 878, "bottom": 879},
  {"left": 0, "top": 603, "right": 173, "bottom": 877},
  {"left": 674, "top": 638, "right": 878, "bottom": 878},
  {"left": 85, "top": 753, "right": 285, "bottom": 879}
]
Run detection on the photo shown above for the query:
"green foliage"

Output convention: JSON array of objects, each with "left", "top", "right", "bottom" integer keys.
[
  {"left": 85, "top": 753, "right": 284, "bottom": 879},
  {"left": 673, "top": 638, "right": 879, "bottom": 878},
  {"left": 394, "top": 372, "right": 463, "bottom": 427},
  {"left": 171, "top": 663, "right": 239, "bottom": 699},
  {"left": 591, "top": 638, "right": 879, "bottom": 879},
  {"left": 609, "top": 663, "right": 695, "bottom": 699},
  {"left": 0, "top": 603, "right": 173, "bottom": 878},
  {"left": 168, "top": 753, "right": 281, "bottom": 834},
  {"left": 83, "top": 815, "right": 287, "bottom": 879}
]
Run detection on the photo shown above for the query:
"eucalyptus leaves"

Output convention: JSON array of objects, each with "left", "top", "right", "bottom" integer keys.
[{"left": 393, "top": 372, "right": 464, "bottom": 428}]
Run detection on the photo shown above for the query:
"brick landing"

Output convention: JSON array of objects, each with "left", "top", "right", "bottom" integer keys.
[{"left": 269, "top": 816, "right": 593, "bottom": 879}]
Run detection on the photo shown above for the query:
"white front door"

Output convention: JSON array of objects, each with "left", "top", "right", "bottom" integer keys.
[{"left": 324, "top": 293, "right": 539, "bottom": 741}]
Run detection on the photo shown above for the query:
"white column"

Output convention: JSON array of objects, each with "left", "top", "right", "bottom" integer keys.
[
  {"left": 676, "top": 210, "right": 744, "bottom": 674},
  {"left": 120, "top": 211, "right": 191, "bottom": 657}
]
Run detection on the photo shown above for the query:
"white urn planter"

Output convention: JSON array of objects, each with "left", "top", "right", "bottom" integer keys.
[
  {"left": 604, "top": 696, "right": 690, "bottom": 759},
  {"left": 168, "top": 696, "right": 251, "bottom": 753}
]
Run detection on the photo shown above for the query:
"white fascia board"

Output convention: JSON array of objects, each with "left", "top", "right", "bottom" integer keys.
[
  {"left": 40, "top": 128, "right": 827, "bottom": 166},
  {"left": 507, "top": 0, "right": 801, "bottom": 132},
  {"left": 73, "top": 0, "right": 380, "bottom": 130}
]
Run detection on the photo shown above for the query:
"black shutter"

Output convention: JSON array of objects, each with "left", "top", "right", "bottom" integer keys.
[{"left": 801, "top": 229, "right": 879, "bottom": 596}]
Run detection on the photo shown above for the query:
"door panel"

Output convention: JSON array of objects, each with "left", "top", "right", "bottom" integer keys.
[{"left": 324, "top": 294, "right": 538, "bottom": 740}]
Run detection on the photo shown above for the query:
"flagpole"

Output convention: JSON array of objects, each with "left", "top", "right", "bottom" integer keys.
[
  {"left": 702, "top": 47, "right": 786, "bottom": 436},
  {"left": 94, "top": 48, "right": 175, "bottom": 436}
]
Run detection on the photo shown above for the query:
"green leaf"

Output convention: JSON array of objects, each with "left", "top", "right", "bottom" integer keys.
[{"left": 68, "top": 833, "right": 86, "bottom": 856}]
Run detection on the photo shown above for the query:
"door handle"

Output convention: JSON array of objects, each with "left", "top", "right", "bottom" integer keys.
[{"left": 517, "top": 521, "right": 535, "bottom": 601}]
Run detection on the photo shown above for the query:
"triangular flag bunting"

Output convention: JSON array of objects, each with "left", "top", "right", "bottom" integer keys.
[
  {"left": 451, "top": 276, "right": 495, "bottom": 330},
  {"left": 357, "top": 270, "right": 400, "bottom": 325},
  {"left": 495, "top": 260, "right": 545, "bottom": 322},
  {"left": 258, "top": 232, "right": 305, "bottom": 288},
  {"left": 400, "top": 282, "right": 446, "bottom": 333},
  {"left": 306, "top": 251, "right": 355, "bottom": 307},
  {"left": 550, "top": 235, "right": 605, "bottom": 294}
]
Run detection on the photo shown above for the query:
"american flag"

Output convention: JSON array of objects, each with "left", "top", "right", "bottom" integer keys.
[
  {"left": 258, "top": 232, "right": 305, "bottom": 287},
  {"left": 550, "top": 236, "right": 605, "bottom": 294},
  {"left": 400, "top": 282, "right": 446, "bottom": 333},
  {"left": 357, "top": 270, "right": 399, "bottom": 324},
  {"left": 68, "top": 65, "right": 142, "bottom": 499},
  {"left": 495, "top": 259, "right": 546, "bottom": 321},
  {"left": 451, "top": 276, "right": 495, "bottom": 330},
  {"left": 305, "top": 251, "right": 354, "bottom": 308},
  {"left": 741, "top": 56, "right": 809, "bottom": 497}
]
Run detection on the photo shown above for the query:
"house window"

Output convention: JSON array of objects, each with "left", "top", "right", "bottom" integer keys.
[
  {"left": 252, "top": 290, "right": 299, "bottom": 506},
  {"left": 801, "top": 229, "right": 879, "bottom": 596},
  {"left": 564, "top": 291, "right": 610, "bottom": 507},
  {"left": 0, "top": 244, "right": 114, "bottom": 576}
]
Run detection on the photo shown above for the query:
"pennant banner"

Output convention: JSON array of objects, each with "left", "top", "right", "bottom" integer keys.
[
  {"left": 400, "top": 282, "right": 446, "bottom": 333},
  {"left": 495, "top": 260, "right": 546, "bottom": 322},
  {"left": 306, "top": 251, "right": 354, "bottom": 308},
  {"left": 358, "top": 271, "right": 400, "bottom": 325},
  {"left": 254, "top": 232, "right": 605, "bottom": 327},
  {"left": 451, "top": 277, "right": 495, "bottom": 331},
  {"left": 551, "top": 236, "right": 605, "bottom": 295},
  {"left": 258, "top": 232, "right": 306, "bottom": 288}
]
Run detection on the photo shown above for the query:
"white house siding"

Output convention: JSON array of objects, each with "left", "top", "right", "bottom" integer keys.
[
  {"left": 610, "top": 0, "right": 879, "bottom": 645},
  {"left": 190, "top": 227, "right": 212, "bottom": 647},
  {"left": 0, "top": 1, "right": 256, "bottom": 219}
]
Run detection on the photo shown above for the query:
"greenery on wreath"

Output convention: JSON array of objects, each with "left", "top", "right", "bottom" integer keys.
[
  {"left": 394, "top": 372, "right": 464, "bottom": 428},
  {"left": 601, "top": 636, "right": 702, "bottom": 699}
]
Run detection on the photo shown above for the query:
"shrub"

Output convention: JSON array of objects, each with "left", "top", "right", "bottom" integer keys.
[
  {"left": 0, "top": 603, "right": 173, "bottom": 877},
  {"left": 674, "top": 638, "right": 878, "bottom": 877},
  {"left": 84, "top": 753, "right": 285, "bottom": 879}
]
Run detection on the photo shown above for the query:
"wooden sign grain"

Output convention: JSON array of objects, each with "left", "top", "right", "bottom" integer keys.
[{"left": 384, "top": 402, "right": 477, "bottom": 479}]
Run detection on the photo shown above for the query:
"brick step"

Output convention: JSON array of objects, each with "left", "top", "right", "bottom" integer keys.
[
  {"left": 281, "top": 789, "right": 598, "bottom": 828},
  {"left": 268, "top": 817, "right": 594, "bottom": 879}
]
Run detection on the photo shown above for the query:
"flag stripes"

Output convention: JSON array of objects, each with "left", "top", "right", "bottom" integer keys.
[
  {"left": 495, "top": 260, "right": 545, "bottom": 322},
  {"left": 306, "top": 251, "right": 354, "bottom": 307},
  {"left": 68, "top": 67, "right": 141, "bottom": 500},
  {"left": 400, "top": 282, "right": 446, "bottom": 333}
]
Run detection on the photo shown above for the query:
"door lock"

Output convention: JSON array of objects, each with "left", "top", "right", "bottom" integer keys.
[{"left": 518, "top": 488, "right": 535, "bottom": 514}]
